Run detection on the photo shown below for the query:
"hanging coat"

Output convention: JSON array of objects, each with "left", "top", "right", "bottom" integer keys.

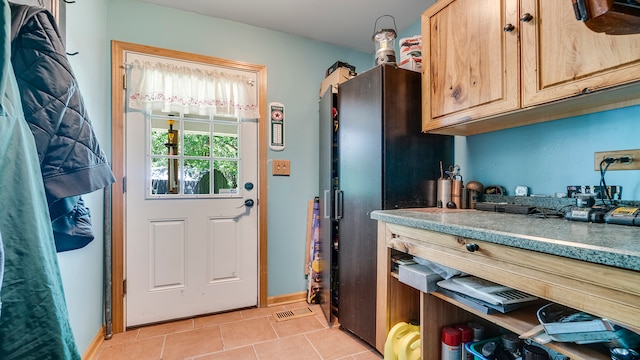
[
  {"left": 9, "top": 2, "right": 115, "bottom": 252},
  {"left": 0, "top": 0, "right": 80, "bottom": 357}
]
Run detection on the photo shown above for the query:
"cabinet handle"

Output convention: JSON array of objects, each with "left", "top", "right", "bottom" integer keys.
[
  {"left": 466, "top": 243, "right": 480, "bottom": 252},
  {"left": 503, "top": 24, "right": 515, "bottom": 32},
  {"left": 520, "top": 13, "right": 534, "bottom": 23},
  {"left": 335, "top": 190, "right": 344, "bottom": 220},
  {"left": 323, "top": 190, "right": 331, "bottom": 219}
]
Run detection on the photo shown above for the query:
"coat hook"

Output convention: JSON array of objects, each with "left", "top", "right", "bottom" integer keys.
[{"left": 66, "top": 51, "right": 79, "bottom": 56}]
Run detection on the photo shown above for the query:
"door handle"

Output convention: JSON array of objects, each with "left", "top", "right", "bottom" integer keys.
[
  {"left": 335, "top": 190, "right": 343, "bottom": 220},
  {"left": 228, "top": 199, "right": 256, "bottom": 218},
  {"left": 323, "top": 190, "right": 331, "bottom": 219}
]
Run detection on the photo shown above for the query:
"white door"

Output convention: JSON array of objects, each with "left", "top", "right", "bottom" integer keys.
[{"left": 124, "top": 55, "right": 259, "bottom": 327}]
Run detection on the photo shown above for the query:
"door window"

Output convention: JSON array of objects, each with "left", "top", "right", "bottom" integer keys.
[{"left": 147, "top": 112, "right": 240, "bottom": 198}]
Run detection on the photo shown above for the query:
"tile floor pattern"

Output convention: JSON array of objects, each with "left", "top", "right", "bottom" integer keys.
[{"left": 92, "top": 301, "right": 383, "bottom": 360}]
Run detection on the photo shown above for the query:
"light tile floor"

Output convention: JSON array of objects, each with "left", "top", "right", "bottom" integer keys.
[{"left": 92, "top": 301, "right": 383, "bottom": 360}]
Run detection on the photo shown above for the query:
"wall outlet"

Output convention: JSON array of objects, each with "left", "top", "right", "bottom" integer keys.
[
  {"left": 272, "top": 159, "right": 291, "bottom": 176},
  {"left": 594, "top": 149, "right": 640, "bottom": 171}
]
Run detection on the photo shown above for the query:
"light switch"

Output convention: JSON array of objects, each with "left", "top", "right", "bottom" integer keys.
[{"left": 272, "top": 160, "right": 290, "bottom": 176}]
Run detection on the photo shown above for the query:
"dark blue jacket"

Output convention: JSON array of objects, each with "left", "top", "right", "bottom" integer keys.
[{"left": 10, "top": 3, "right": 114, "bottom": 251}]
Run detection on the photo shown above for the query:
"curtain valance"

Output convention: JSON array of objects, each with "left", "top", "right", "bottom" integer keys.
[{"left": 127, "top": 60, "right": 259, "bottom": 119}]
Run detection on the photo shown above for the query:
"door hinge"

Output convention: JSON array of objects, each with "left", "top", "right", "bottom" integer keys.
[
  {"left": 123, "top": 279, "right": 127, "bottom": 296},
  {"left": 122, "top": 176, "right": 127, "bottom": 193},
  {"left": 122, "top": 72, "right": 127, "bottom": 90}
]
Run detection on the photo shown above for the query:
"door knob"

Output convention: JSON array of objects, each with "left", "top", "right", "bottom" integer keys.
[
  {"left": 466, "top": 243, "right": 480, "bottom": 252},
  {"left": 520, "top": 13, "right": 533, "bottom": 23},
  {"left": 503, "top": 24, "right": 515, "bottom": 32},
  {"left": 244, "top": 199, "right": 255, "bottom": 207}
]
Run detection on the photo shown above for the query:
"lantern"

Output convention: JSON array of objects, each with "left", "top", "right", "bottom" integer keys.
[{"left": 372, "top": 15, "right": 398, "bottom": 65}]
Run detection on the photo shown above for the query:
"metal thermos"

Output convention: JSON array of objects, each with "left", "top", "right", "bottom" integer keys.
[
  {"left": 451, "top": 179, "right": 463, "bottom": 209},
  {"left": 425, "top": 179, "right": 437, "bottom": 207},
  {"left": 437, "top": 178, "right": 452, "bottom": 208}
]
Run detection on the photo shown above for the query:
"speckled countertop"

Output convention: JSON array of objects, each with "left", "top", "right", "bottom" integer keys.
[{"left": 370, "top": 208, "right": 640, "bottom": 271}]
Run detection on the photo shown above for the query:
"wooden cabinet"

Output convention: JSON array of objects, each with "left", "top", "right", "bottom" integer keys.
[
  {"left": 521, "top": 0, "right": 640, "bottom": 106},
  {"left": 422, "top": 0, "right": 520, "bottom": 128},
  {"left": 421, "top": 0, "right": 640, "bottom": 136},
  {"left": 375, "top": 221, "right": 640, "bottom": 360}
]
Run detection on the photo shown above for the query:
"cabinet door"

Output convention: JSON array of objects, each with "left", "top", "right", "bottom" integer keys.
[
  {"left": 337, "top": 68, "right": 383, "bottom": 347},
  {"left": 422, "top": 0, "right": 520, "bottom": 132},
  {"left": 318, "top": 87, "right": 335, "bottom": 325},
  {"left": 521, "top": 0, "right": 640, "bottom": 107}
]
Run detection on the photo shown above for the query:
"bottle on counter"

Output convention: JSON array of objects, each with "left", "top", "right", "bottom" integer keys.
[
  {"left": 437, "top": 178, "right": 452, "bottom": 208},
  {"left": 451, "top": 179, "right": 464, "bottom": 209}
]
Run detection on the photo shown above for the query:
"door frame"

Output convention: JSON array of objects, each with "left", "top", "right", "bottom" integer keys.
[{"left": 110, "top": 40, "right": 268, "bottom": 333}]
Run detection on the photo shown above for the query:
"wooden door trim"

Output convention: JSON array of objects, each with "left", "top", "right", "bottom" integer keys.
[{"left": 110, "top": 40, "right": 268, "bottom": 333}]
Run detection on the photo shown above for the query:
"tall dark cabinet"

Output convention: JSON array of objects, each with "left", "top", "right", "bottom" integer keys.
[
  {"left": 319, "top": 64, "right": 453, "bottom": 347},
  {"left": 318, "top": 87, "right": 339, "bottom": 324}
]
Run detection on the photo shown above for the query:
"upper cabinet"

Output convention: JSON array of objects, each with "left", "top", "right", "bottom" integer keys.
[
  {"left": 423, "top": 0, "right": 520, "bottom": 128},
  {"left": 422, "top": 0, "right": 640, "bottom": 135},
  {"left": 521, "top": 0, "right": 640, "bottom": 106}
]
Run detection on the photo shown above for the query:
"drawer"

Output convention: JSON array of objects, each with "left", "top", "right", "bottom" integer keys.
[{"left": 382, "top": 222, "right": 640, "bottom": 333}]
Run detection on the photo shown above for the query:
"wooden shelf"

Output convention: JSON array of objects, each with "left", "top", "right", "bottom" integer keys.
[
  {"left": 430, "top": 288, "right": 610, "bottom": 360},
  {"left": 376, "top": 221, "right": 638, "bottom": 360}
]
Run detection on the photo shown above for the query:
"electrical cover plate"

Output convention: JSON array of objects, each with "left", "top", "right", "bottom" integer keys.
[{"left": 594, "top": 149, "right": 640, "bottom": 171}]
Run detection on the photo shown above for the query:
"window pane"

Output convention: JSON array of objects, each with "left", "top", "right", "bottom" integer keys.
[
  {"left": 146, "top": 114, "right": 242, "bottom": 199},
  {"left": 151, "top": 157, "right": 181, "bottom": 195},
  {"left": 215, "top": 160, "right": 238, "bottom": 194},
  {"left": 184, "top": 121, "right": 210, "bottom": 157},
  {"left": 151, "top": 118, "right": 181, "bottom": 156},
  {"left": 185, "top": 159, "right": 211, "bottom": 194},
  {"left": 213, "top": 123, "right": 238, "bottom": 158}
]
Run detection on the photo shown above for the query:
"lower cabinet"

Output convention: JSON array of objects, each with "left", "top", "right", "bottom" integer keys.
[{"left": 375, "top": 221, "right": 640, "bottom": 360}]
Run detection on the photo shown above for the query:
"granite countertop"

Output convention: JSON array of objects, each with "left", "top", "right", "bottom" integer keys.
[{"left": 370, "top": 208, "right": 640, "bottom": 271}]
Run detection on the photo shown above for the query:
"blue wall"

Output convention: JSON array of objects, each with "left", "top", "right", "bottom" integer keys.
[
  {"left": 460, "top": 106, "right": 640, "bottom": 199},
  {"left": 56, "top": 0, "right": 109, "bottom": 353}
]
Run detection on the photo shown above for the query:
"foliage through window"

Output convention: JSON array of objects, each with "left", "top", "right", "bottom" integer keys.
[{"left": 148, "top": 112, "right": 240, "bottom": 197}]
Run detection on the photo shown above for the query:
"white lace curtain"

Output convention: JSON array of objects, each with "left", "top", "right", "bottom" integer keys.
[{"left": 127, "top": 60, "right": 259, "bottom": 118}]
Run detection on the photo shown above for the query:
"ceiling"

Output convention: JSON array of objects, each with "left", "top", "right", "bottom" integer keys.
[{"left": 138, "top": 0, "right": 437, "bottom": 53}]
